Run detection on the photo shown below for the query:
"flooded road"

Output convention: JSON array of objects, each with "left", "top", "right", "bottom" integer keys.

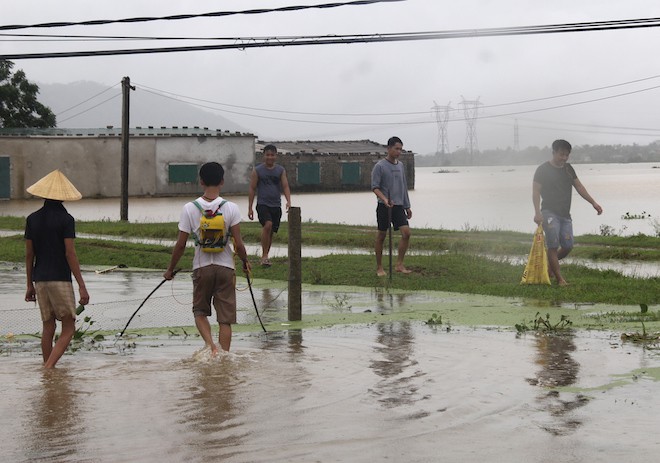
[{"left": 1, "top": 324, "right": 659, "bottom": 462}]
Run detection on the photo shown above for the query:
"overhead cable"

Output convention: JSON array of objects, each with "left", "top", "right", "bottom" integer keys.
[
  {"left": 133, "top": 81, "right": 660, "bottom": 126},
  {"left": 134, "top": 73, "right": 660, "bottom": 117},
  {"left": 0, "top": 0, "right": 404, "bottom": 31},
  {"left": 3, "top": 16, "right": 660, "bottom": 60}
]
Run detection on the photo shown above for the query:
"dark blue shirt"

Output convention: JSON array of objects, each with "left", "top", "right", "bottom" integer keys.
[
  {"left": 24, "top": 200, "right": 76, "bottom": 282},
  {"left": 533, "top": 161, "right": 577, "bottom": 218}
]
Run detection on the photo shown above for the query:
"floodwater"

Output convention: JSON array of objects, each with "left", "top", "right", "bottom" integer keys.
[
  {"left": 2, "top": 163, "right": 659, "bottom": 236},
  {"left": 2, "top": 163, "right": 660, "bottom": 461},
  {"left": 2, "top": 324, "right": 660, "bottom": 462}
]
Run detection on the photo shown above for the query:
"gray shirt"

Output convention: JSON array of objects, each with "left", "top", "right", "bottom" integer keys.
[
  {"left": 255, "top": 163, "right": 285, "bottom": 208},
  {"left": 371, "top": 158, "right": 411, "bottom": 209}
]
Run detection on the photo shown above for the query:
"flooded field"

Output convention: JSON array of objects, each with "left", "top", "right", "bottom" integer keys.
[{"left": 1, "top": 323, "right": 659, "bottom": 463}]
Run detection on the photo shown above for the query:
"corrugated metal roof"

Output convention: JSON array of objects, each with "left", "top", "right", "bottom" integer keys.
[
  {"left": 0, "top": 126, "right": 255, "bottom": 138},
  {"left": 256, "top": 139, "right": 414, "bottom": 155}
]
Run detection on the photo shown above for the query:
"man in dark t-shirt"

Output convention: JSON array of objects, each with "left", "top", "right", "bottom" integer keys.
[
  {"left": 24, "top": 170, "right": 89, "bottom": 368},
  {"left": 532, "top": 139, "right": 603, "bottom": 286}
]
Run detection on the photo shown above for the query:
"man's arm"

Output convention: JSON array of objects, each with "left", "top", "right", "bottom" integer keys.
[
  {"left": 573, "top": 179, "right": 603, "bottom": 215},
  {"left": 248, "top": 169, "right": 258, "bottom": 220},
  {"left": 230, "top": 223, "right": 251, "bottom": 273},
  {"left": 25, "top": 239, "right": 36, "bottom": 302},
  {"left": 280, "top": 169, "right": 292, "bottom": 212},
  {"left": 372, "top": 188, "right": 391, "bottom": 207},
  {"left": 371, "top": 164, "right": 392, "bottom": 206},
  {"left": 532, "top": 181, "right": 543, "bottom": 224},
  {"left": 64, "top": 238, "right": 90, "bottom": 305},
  {"left": 164, "top": 231, "right": 189, "bottom": 280}
]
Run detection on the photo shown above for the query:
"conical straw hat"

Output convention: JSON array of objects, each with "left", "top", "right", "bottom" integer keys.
[{"left": 26, "top": 169, "right": 82, "bottom": 201}]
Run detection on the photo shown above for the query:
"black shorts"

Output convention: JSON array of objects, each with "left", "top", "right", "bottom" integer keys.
[
  {"left": 256, "top": 204, "right": 282, "bottom": 233},
  {"left": 376, "top": 203, "right": 409, "bottom": 231}
]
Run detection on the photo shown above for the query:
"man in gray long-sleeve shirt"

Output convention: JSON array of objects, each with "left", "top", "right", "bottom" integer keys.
[{"left": 371, "top": 136, "right": 412, "bottom": 276}]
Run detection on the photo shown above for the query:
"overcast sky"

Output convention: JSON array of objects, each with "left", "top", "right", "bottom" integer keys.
[{"left": 3, "top": 0, "right": 660, "bottom": 154}]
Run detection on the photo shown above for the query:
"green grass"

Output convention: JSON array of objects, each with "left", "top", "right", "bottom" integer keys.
[
  {"left": 2, "top": 216, "right": 660, "bottom": 306},
  {"left": 5, "top": 216, "right": 660, "bottom": 258}
]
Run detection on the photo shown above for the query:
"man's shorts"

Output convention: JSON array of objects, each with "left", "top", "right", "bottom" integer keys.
[
  {"left": 376, "top": 203, "right": 409, "bottom": 232},
  {"left": 542, "top": 210, "right": 574, "bottom": 250},
  {"left": 34, "top": 281, "right": 76, "bottom": 322},
  {"left": 256, "top": 205, "right": 283, "bottom": 233},
  {"left": 192, "top": 265, "right": 237, "bottom": 324}
]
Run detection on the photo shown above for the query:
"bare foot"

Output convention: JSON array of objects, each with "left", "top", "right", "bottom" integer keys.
[
  {"left": 376, "top": 268, "right": 387, "bottom": 277},
  {"left": 557, "top": 279, "right": 570, "bottom": 287},
  {"left": 395, "top": 266, "right": 412, "bottom": 274}
]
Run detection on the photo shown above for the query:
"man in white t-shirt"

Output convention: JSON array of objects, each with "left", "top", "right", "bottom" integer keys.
[{"left": 164, "top": 162, "right": 251, "bottom": 354}]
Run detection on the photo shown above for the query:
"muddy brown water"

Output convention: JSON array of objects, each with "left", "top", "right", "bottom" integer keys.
[{"left": 2, "top": 322, "right": 660, "bottom": 462}]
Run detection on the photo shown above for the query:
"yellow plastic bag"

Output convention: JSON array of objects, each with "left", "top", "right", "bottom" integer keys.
[{"left": 520, "top": 225, "right": 551, "bottom": 285}]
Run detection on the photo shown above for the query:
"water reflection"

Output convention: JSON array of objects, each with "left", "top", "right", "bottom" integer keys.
[
  {"left": 373, "top": 288, "right": 410, "bottom": 313},
  {"left": 260, "top": 329, "right": 305, "bottom": 356},
  {"left": 26, "top": 369, "right": 86, "bottom": 462},
  {"left": 529, "top": 333, "right": 589, "bottom": 436},
  {"left": 177, "top": 360, "right": 247, "bottom": 459},
  {"left": 369, "top": 321, "right": 426, "bottom": 409}
]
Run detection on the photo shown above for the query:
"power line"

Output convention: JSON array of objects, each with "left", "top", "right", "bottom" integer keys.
[
  {"left": 131, "top": 79, "right": 660, "bottom": 126},
  {"left": 3, "top": 16, "right": 660, "bottom": 60},
  {"left": 0, "top": 0, "right": 403, "bottom": 31},
  {"left": 132, "top": 72, "right": 660, "bottom": 117},
  {"left": 55, "top": 82, "right": 121, "bottom": 115},
  {"left": 56, "top": 93, "right": 122, "bottom": 123}
]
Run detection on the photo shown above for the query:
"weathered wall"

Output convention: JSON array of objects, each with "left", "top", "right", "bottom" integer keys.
[
  {"left": 0, "top": 134, "right": 255, "bottom": 199},
  {"left": 255, "top": 151, "right": 415, "bottom": 192},
  {"left": 155, "top": 136, "right": 254, "bottom": 195}
]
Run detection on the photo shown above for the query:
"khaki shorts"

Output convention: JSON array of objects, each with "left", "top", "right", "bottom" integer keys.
[
  {"left": 34, "top": 281, "right": 76, "bottom": 322},
  {"left": 192, "top": 265, "right": 237, "bottom": 324}
]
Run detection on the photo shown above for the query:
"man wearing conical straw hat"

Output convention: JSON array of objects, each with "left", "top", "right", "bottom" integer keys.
[{"left": 24, "top": 170, "right": 89, "bottom": 368}]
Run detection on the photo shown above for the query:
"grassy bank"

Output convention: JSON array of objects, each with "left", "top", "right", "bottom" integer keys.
[
  {"left": 3, "top": 216, "right": 660, "bottom": 259},
  {"left": 1, "top": 217, "right": 659, "bottom": 307}
]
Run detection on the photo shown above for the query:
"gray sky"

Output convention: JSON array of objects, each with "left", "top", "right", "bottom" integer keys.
[{"left": 3, "top": 0, "right": 660, "bottom": 154}]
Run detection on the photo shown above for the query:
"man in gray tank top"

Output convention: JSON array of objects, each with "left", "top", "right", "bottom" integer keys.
[{"left": 248, "top": 144, "right": 292, "bottom": 267}]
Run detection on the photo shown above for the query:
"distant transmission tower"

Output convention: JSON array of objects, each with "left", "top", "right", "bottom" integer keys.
[
  {"left": 431, "top": 101, "right": 452, "bottom": 156},
  {"left": 460, "top": 96, "right": 482, "bottom": 162},
  {"left": 513, "top": 119, "right": 520, "bottom": 151}
]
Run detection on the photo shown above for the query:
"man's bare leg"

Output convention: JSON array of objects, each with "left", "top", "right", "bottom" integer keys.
[
  {"left": 41, "top": 319, "right": 56, "bottom": 364},
  {"left": 261, "top": 221, "right": 274, "bottom": 263},
  {"left": 395, "top": 226, "right": 412, "bottom": 274},
  {"left": 44, "top": 315, "right": 75, "bottom": 368},
  {"left": 219, "top": 323, "right": 232, "bottom": 352},
  {"left": 547, "top": 248, "right": 568, "bottom": 286},
  {"left": 375, "top": 230, "right": 387, "bottom": 276},
  {"left": 195, "top": 315, "right": 219, "bottom": 355}
]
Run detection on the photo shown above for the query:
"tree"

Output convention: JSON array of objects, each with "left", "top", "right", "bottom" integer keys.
[{"left": 0, "top": 60, "right": 56, "bottom": 128}]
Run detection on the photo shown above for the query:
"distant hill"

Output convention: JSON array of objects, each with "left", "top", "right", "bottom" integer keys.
[{"left": 37, "top": 80, "right": 251, "bottom": 134}]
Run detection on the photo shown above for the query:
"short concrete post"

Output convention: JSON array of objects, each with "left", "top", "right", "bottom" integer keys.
[{"left": 288, "top": 207, "right": 302, "bottom": 321}]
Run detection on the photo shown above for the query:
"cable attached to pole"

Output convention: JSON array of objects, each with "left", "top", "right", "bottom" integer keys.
[
  {"left": 116, "top": 268, "right": 180, "bottom": 339},
  {"left": 246, "top": 269, "right": 267, "bottom": 333}
]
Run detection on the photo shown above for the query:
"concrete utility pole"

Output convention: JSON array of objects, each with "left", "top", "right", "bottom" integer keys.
[
  {"left": 120, "top": 76, "right": 135, "bottom": 221},
  {"left": 288, "top": 207, "right": 302, "bottom": 321}
]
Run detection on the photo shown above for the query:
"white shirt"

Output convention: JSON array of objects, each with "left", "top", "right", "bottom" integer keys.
[{"left": 178, "top": 196, "right": 241, "bottom": 270}]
